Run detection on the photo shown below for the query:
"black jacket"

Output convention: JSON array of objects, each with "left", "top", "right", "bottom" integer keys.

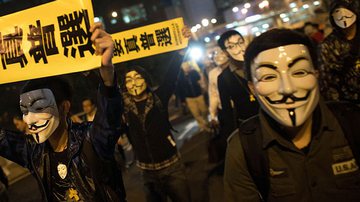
[
  {"left": 0, "top": 82, "right": 126, "bottom": 202},
  {"left": 123, "top": 52, "right": 182, "bottom": 165},
  {"left": 177, "top": 69, "right": 202, "bottom": 101},
  {"left": 217, "top": 66, "right": 259, "bottom": 138},
  {"left": 318, "top": 0, "right": 360, "bottom": 103}
]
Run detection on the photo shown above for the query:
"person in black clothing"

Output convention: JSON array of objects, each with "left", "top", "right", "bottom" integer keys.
[
  {"left": 121, "top": 52, "right": 191, "bottom": 202},
  {"left": 318, "top": 0, "right": 360, "bottom": 103},
  {"left": 217, "top": 30, "right": 260, "bottom": 139},
  {"left": 0, "top": 23, "right": 126, "bottom": 201},
  {"left": 177, "top": 62, "right": 209, "bottom": 132},
  {"left": 119, "top": 23, "right": 191, "bottom": 202}
]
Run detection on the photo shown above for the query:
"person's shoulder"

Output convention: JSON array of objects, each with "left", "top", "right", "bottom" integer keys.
[{"left": 227, "top": 115, "right": 261, "bottom": 143}]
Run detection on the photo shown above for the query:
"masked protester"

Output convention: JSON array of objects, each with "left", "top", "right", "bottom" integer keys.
[
  {"left": 0, "top": 23, "right": 127, "bottom": 201},
  {"left": 119, "top": 27, "right": 191, "bottom": 202},
  {"left": 319, "top": 0, "right": 360, "bottom": 104},
  {"left": 217, "top": 30, "right": 260, "bottom": 139},
  {"left": 224, "top": 29, "right": 360, "bottom": 202}
]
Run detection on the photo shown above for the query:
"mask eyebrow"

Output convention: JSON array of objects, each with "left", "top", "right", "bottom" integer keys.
[
  {"left": 257, "top": 63, "right": 277, "bottom": 70},
  {"left": 288, "top": 56, "right": 309, "bottom": 68}
]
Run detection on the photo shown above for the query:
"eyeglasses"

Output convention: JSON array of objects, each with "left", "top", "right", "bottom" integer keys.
[{"left": 225, "top": 39, "right": 245, "bottom": 51}]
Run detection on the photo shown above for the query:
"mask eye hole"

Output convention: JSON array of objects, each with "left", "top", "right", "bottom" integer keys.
[
  {"left": 35, "top": 107, "right": 44, "bottom": 111},
  {"left": 259, "top": 74, "right": 277, "bottom": 82},
  {"left": 292, "top": 70, "right": 309, "bottom": 78}
]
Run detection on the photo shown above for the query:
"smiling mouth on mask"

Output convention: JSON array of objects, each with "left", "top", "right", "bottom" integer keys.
[
  {"left": 29, "top": 120, "right": 49, "bottom": 131},
  {"left": 265, "top": 92, "right": 310, "bottom": 105}
]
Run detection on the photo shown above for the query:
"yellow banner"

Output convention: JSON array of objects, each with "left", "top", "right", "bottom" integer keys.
[
  {"left": 0, "top": 0, "right": 97, "bottom": 84},
  {"left": 0, "top": 0, "right": 188, "bottom": 84},
  {"left": 111, "top": 17, "right": 188, "bottom": 64}
]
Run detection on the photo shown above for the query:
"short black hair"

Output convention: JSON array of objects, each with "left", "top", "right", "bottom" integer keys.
[
  {"left": 82, "top": 97, "right": 95, "bottom": 105},
  {"left": 21, "top": 76, "right": 73, "bottom": 105},
  {"left": 218, "top": 30, "right": 244, "bottom": 50},
  {"left": 244, "top": 28, "right": 317, "bottom": 81}
]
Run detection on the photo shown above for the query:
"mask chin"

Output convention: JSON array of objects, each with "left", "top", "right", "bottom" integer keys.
[
  {"left": 31, "top": 115, "right": 60, "bottom": 144},
  {"left": 259, "top": 87, "right": 320, "bottom": 127},
  {"left": 128, "top": 85, "right": 146, "bottom": 96}
]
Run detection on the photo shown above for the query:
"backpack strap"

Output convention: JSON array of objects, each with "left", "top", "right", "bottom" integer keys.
[
  {"left": 326, "top": 101, "right": 360, "bottom": 166},
  {"left": 238, "top": 117, "right": 269, "bottom": 201}
]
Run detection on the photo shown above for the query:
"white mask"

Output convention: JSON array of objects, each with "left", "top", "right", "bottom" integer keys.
[
  {"left": 125, "top": 70, "right": 147, "bottom": 96},
  {"left": 213, "top": 48, "right": 229, "bottom": 66},
  {"left": 20, "top": 89, "right": 60, "bottom": 143},
  {"left": 332, "top": 8, "right": 357, "bottom": 29},
  {"left": 251, "top": 44, "right": 319, "bottom": 127},
  {"left": 224, "top": 35, "right": 247, "bottom": 61}
]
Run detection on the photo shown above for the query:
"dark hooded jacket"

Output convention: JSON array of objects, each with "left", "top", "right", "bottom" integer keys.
[
  {"left": 318, "top": 0, "right": 360, "bottom": 103},
  {"left": 121, "top": 52, "right": 183, "bottom": 166},
  {"left": 0, "top": 82, "right": 126, "bottom": 202}
]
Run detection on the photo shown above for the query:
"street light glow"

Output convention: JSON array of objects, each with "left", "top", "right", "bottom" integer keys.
[
  {"left": 244, "top": 3, "right": 251, "bottom": 9},
  {"left": 280, "top": 13, "right": 287, "bottom": 18},
  {"left": 111, "top": 11, "right": 118, "bottom": 18},
  {"left": 245, "top": 14, "right": 262, "bottom": 23},
  {"left": 201, "top": 19, "right": 209, "bottom": 27},
  {"left": 232, "top": 7, "right": 239, "bottom": 13},
  {"left": 204, "top": 37, "right": 211, "bottom": 43},
  {"left": 303, "top": 4, "right": 309, "bottom": 9},
  {"left": 189, "top": 47, "right": 203, "bottom": 61},
  {"left": 292, "top": 8, "right": 298, "bottom": 13},
  {"left": 110, "top": 19, "right": 117, "bottom": 24},
  {"left": 262, "top": 23, "right": 270, "bottom": 29},
  {"left": 314, "top": 1, "right": 320, "bottom": 6},
  {"left": 283, "top": 17, "right": 290, "bottom": 22},
  {"left": 215, "top": 35, "right": 220, "bottom": 40},
  {"left": 94, "top": 17, "right": 100, "bottom": 23},
  {"left": 290, "top": 2, "right": 297, "bottom": 8},
  {"left": 259, "top": 0, "right": 269, "bottom": 9},
  {"left": 196, "top": 24, "right": 201, "bottom": 29},
  {"left": 241, "top": 8, "right": 248, "bottom": 14},
  {"left": 191, "top": 26, "right": 198, "bottom": 33},
  {"left": 211, "top": 18, "right": 217, "bottom": 24}
]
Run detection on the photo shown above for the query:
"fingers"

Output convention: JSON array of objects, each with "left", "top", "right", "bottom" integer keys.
[
  {"left": 181, "top": 26, "right": 192, "bottom": 39},
  {"left": 94, "top": 36, "right": 114, "bottom": 55},
  {"left": 89, "top": 22, "right": 103, "bottom": 33}
]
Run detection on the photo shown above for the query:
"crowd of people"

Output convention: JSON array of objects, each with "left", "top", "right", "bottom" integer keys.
[{"left": 0, "top": 0, "right": 359, "bottom": 201}]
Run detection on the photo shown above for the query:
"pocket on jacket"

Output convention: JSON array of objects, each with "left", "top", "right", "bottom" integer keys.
[{"left": 269, "top": 174, "right": 296, "bottom": 197}]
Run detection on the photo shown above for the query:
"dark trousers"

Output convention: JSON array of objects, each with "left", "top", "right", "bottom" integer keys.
[{"left": 142, "top": 160, "right": 191, "bottom": 202}]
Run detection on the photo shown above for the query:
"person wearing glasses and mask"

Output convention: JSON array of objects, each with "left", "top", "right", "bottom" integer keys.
[{"left": 217, "top": 30, "right": 260, "bottom": 139}]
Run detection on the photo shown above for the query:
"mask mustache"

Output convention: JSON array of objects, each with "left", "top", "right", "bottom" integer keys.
[
  {"left": 337, "top": 15, "right": 354, "bottom": 21},
  {"left": 29, "top": 120, "right": 49, "bottom": 130},
  {"left": 265, "top": 92, "right": 310, "bottom": 104}
]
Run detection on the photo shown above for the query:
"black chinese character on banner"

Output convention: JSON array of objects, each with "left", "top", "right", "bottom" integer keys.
[
  {"left": 124, "top": 36, "right": 140, "bottom": 53},
  {"left": 0, "top": 27, "right": 28, "bottom": 70},
  {"left": 155, "top": 27, "right": 172, "bottom": 47},
  {"left": 28, "top": 20, "right": 59, "bottom": 64},
  {"left": 140, "top": 32, "right": 156, "bottom": 50},
  {"left": 114, "top": 39, "right": 124, "bottom": 57},
  {"left": 57, "top": 9, "right": 95, "bottom": 58}
]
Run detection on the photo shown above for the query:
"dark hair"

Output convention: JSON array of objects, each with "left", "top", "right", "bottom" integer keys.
[
  {"left": 21, "top": 76, "right": 72, "bottom": 105},
  {"left": 244, "top": 28, "right": 317, "bottom": 81},
  {"left": 218, "top": 30, "right": 244, "bottom": 50},
  {"left": 120, "top": 65, "right": 152, "bottom": 92},
  {"left": 82, "top": 97, "right": 94, "bottom": 105}
]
